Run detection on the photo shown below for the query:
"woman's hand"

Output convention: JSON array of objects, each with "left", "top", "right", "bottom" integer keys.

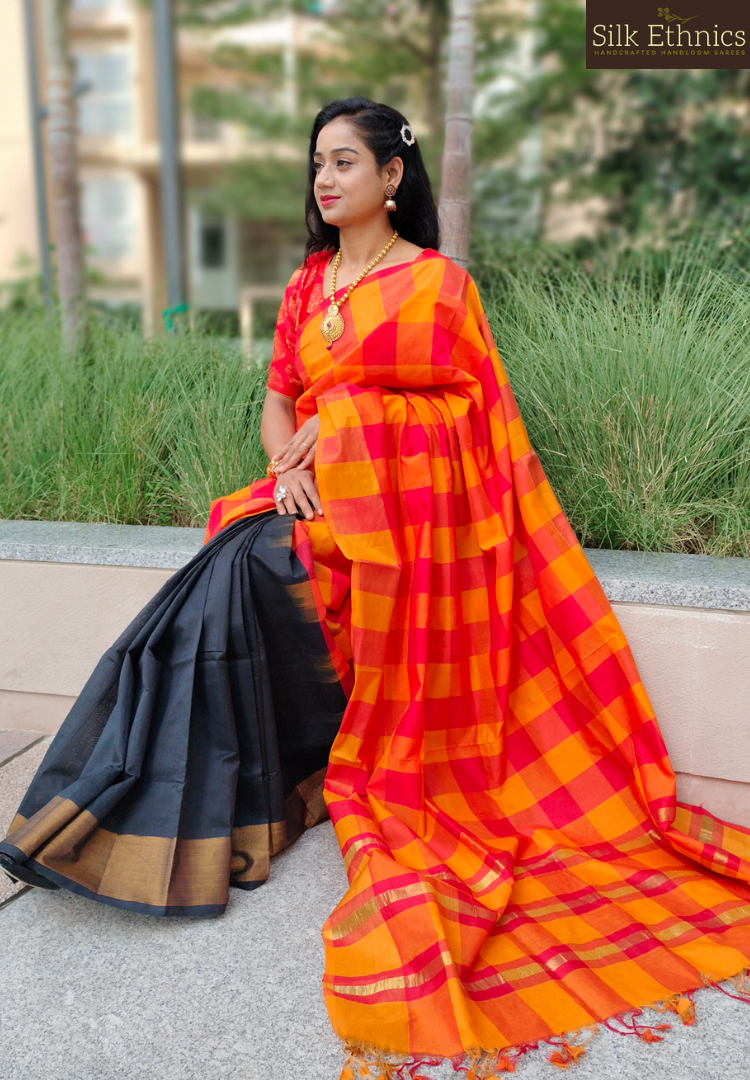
[
  {"left": 271, "top": 415, "right": 319, "bottom": 475},
  {"left": 273, "top": 468, "right": 324, "bottom": 520}
]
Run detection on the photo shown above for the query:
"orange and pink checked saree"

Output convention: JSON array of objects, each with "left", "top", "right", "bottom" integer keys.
[{"left": 206, "top": 248, "right": 750, "bottom": 1074}]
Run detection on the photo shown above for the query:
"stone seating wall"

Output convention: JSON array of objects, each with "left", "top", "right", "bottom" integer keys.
[{"left": 1, "top": 520, "right": 748, "bottom": 828}]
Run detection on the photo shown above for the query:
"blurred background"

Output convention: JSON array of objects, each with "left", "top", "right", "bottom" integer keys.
[
  {"left": 3, "top": 1, "right": 750, "bottom": 549},
  {"left": 2, "top": 0, "right": 749, "bottom": 346}
]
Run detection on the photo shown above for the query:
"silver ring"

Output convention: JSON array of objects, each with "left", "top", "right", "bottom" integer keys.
[{"left": 274, "top": 486, "right": 288, "bottom": 503}]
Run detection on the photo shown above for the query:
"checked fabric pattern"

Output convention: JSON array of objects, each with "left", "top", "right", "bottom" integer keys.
[{"left": 205, "top": 249, "right": 750, "bottom": 1062}]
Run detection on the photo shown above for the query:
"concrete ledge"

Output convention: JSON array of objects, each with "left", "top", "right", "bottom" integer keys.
[
  {"left": 1, "top": 520, "right": 749, "bottom": 829},
  {"left": 0, "top": 561, "right": 176, "bottom": 696},
  {"left": 2, "top": 520, "right": 749, "bottom": 610},
  {"left": 584, "top": 546, "right": 750, "bottom": 611},
  {"left": 0, "top": 690, "right": 79, "bottom": 734},
  {"left": 0, "top": 519, "right": 204, "bottom": 569}
]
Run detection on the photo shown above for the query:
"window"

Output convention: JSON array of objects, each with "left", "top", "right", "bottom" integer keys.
[
  {"left": 70, "top": 0, "right": 128, "bottom": 10},
  {"left": 190, "top": 112, "right": 222, "bottom": 142},
  {"left": 200, "top": 220, "right": 226, "bottom": 269},
  {"left": 75, "top": 51, "right": 133, "bottom": 137},
  {"left": 81, "top": 176, "right": 137, "bottom": 260}
]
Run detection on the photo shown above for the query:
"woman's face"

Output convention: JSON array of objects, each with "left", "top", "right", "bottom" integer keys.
[{"left": 312, "top": 118, "right": 400, "bottom": 230}]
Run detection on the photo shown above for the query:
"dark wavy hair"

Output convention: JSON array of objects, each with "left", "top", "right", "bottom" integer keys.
[{"left": 305, "top": 98, "right": 440, "bottom": 257}]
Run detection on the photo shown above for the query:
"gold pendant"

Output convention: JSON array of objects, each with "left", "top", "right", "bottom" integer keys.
[{"left": 320, "top": 302, "right": 345, "bottom": 346}]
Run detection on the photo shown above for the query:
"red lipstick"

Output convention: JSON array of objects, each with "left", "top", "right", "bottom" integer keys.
[{"left": 320, "top": 195, "right": 340, "bottom": 206}]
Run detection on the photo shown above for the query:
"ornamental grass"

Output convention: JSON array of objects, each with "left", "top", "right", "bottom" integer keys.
[
  {"left": 479, "top": 234, "right": 750, "bottom": 555},
  {"left": 2, "top": 234, "right": 749, "bottom": 553}
]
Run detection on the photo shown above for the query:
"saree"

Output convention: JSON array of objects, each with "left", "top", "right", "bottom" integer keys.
[
  {"left": 206, "top": 248, "right": 750, "bottom": 1069},
  {"left": 0, "top": 512, "right": 348, "bottom": 913},
  {"left": 2, "top": 247, "right": 749, "bottom": 1069}
]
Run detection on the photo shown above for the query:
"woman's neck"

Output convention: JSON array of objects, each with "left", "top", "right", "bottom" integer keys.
[{"left": 337, "top": 221, "right": 398, "bottom": 273}]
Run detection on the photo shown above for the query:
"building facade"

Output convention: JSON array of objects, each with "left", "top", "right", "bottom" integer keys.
[{"left": 0, "top": 0, "right": 323, "bottom": 333}]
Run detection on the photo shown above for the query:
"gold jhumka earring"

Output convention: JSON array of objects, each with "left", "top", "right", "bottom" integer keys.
[{"left": 384, "top": 184, "right": 397, "bottom": 212}]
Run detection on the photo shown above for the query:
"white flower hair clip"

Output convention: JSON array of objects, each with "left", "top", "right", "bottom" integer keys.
[{"left": 400, "top": 122, "right": 416, "bottom": 147}]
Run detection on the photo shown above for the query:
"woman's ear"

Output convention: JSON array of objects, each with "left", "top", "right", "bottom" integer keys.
[{"left": 384, "top": 156, "right": 404, "bottom": 187}]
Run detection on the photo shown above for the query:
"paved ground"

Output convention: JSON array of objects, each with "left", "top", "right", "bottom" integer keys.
[
  {"left": 0, "top": 731, "right": 51, "bottom": 905},
  {"left": 1, "top": 735, "right": 749, "bottom": 1080}
]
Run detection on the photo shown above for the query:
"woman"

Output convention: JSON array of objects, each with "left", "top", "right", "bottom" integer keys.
[{"left": 2, "top": 98, "right": 750, "bottom": 1076}]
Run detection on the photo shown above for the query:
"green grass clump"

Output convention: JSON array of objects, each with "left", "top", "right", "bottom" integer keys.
[
  {"left": 2, "top": 233, "right": 750, "bottom": 552},
  {"left": 0, "top": 316, "right": 268, "bottom": 527},
  {"left": 480, "top": 236, "right": 750, "bottom": 554}
]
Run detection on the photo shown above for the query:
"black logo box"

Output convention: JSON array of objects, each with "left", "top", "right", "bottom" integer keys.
[{"left": 586, "top": 0, "right": 750, "bottom": 68}]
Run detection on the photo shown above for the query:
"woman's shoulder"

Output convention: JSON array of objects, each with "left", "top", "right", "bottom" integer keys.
[
  {"left": 411, "top": 249, "right": 480, "bottom": 309},
  {"left": 284, "top": 249, "right": 329, "bottom": 288},
  {"left": 277, "top": 251, "right": 331, "bottom": 320}
]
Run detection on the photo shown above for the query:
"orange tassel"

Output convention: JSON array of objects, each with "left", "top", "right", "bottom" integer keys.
[
  {"left": 604, "top": 1009, "right": 671, "bottom": 1042},
  {"left": 727, "top": 970, "right": 750, "bottom": 1001},
  {"left": 454, "top": 1049, "right": 520, "bottom": 1079},
  {"left": 702, "top": 968, "right": 750, "bottom": 1005},
  {"left": 638, "top": 1025, "right": 671, "bottom": 1043},
  {"left": 548, "top": 1045, "right": 586, "bottom": 1069},
  {"left": 491, "top": 1051, "right": 518, "bottom": 1073},
  {"left": 340, "top": 1047, "right": 392, "bottom": 1080},
  {"left": 653, "top": 991, "right": 695, "bottom": 1026},
  {"left": 546, "top": 1029, "right": 595, "bottom": 1069}
]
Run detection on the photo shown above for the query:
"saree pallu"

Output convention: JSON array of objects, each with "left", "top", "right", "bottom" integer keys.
[
  {"left": 207, "top": 250, "right": 750, "bottom": 1067},
  {"left": 0, "top": 512, "right": 347, "bottom": 915}
]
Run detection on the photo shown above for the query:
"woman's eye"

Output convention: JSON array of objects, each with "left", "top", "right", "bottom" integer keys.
[{"left": 337, "top": 160, "right": 352, "bottom": 167}]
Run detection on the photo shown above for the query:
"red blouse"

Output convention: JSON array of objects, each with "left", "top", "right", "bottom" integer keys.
[
  {"left": 265, "top": 247, "right": 439, "bottom": 400},
  {"left": 266, "top": 251, "right": 329, "bottom": 400}
]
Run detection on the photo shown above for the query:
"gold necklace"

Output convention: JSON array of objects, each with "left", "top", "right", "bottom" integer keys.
[{"left": 320, "top": 231, "right": 399, "bottom": 349}]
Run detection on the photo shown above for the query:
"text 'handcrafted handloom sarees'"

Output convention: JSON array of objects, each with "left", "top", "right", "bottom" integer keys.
[{"left": 208, "top": 248, "right": 750, "bottom": 1069}]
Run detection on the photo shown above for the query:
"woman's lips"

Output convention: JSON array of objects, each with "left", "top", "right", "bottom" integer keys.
[{"left": 320, "top": 196, "right": 340, "bottom": 206}]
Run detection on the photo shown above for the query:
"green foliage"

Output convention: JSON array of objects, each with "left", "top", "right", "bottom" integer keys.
[
  {"left": 591, "top": 69, "right": 750, "bottom": 239},
  {"left": 478, "top": 233, "right": 750, "bottom": 554},
  {"left": 183, "top": 0, "right": 453, "bottom": 225},
  {"left": 177, "top": 1, "right": 750, "bottom": 250},
  {"left": 0, "top": 314, "right": 268, "bottom": 528},
  {"left": 509, "top": 1, "right": 750, "bottom": 242},
  {"left": 4, "top": 236, "right": 749, "bottom": 553}
]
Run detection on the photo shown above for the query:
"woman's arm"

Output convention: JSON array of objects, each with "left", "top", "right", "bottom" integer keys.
[
  {"left": 260, "top": 389, "right": 297, "bottom": 460},
  {"left": 260, "top": 389, "right": 323, "bottom": 520}
]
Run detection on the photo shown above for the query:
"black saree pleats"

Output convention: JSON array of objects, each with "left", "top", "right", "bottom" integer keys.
[{"left": 0, "top": 512, "right": 348, "bottom": 916}]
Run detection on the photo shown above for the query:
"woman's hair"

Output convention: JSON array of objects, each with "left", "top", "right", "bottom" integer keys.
[{"left": 305, "top": 97, "right": 440, "bottom": 256}]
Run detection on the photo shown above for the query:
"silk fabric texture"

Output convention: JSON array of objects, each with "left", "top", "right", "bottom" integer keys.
[{"left": 205, "top": 249, "right": 750, "bottom": 1060}]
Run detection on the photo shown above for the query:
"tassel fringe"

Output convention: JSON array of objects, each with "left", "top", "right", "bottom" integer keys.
[
  {"left": 546, "top": 1026, "right": 597, "bottom": 1069},
  {"left": 702, "top": 968, "right": 750, "bottom": 1004},
  {"left": 338, "top": 969, "right": 750, "bottom": 1079}
]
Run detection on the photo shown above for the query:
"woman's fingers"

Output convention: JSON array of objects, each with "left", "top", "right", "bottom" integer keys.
[
  {"left": 288, "top": 470, "right": 317, "bottom": 520},
  {"left": 297, "top": 470, "right": 323, "bottom": 517},
  {"left": 291, "top": 483, "right": 315, "bottom": 520},
  {"left": 283, "top": 488, "right": 297, "bottom": 516},
  {"left": 274, "top": 480, "right": 288, "bottom": 515},
  {"left": 275, "top": 437, "right": 316, "bottom": 473},
  {"left": 274, "top": 417, "right": 320, "bottom": 474},
  {"left": 297, "top": 445, "right": 316, "bottom": 471},
  {"left": 274, "top": 470, "right": 323, "bottom": 519}
]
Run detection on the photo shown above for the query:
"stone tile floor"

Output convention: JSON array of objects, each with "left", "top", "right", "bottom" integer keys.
[
  {"left": 0, "top": 730, "right": 51, "bottom": 905},
  {"left": 0, "top": 731, "right": 748, "bottom": 1080}
]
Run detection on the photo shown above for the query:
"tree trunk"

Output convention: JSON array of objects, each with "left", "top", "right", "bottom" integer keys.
[
  {"left": 41, "top": 0, "right": 87, "bottom": 346},
  {"left": 438, "top": 0, "right": 475, "bottom": 267},
  {"left": 425, "top": 1, "right": 446, "bottom": 147}
]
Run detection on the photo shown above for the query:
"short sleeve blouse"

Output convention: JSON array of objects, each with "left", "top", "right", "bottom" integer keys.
[{"left": 266, "top": 253, "right": 329, "bottom": 400}]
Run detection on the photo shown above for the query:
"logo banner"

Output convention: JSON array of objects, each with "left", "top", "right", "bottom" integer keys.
[{"left": 586, "top": 1, "right": 750, "bottom": 68}]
